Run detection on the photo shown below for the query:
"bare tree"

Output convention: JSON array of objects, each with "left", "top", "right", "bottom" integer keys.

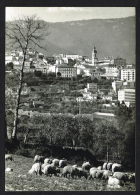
[{"left": 6, "top": 15, "right": 50, "bottom": 142}]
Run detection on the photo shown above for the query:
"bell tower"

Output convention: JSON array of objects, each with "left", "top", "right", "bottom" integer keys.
[{"left": 92, "top": 47, "right": 98, "bottom": 66}]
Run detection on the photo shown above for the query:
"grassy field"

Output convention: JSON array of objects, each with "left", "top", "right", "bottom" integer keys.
[{"left": 5, "top": 155, "right": 135, "bottom": 191}]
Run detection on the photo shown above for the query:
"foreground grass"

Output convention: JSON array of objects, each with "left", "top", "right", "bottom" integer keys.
[{"left": 5, "top": 155, "right": 135, "bottom": 191}]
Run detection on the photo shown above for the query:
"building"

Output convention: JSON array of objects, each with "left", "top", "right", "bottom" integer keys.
[
  {"left": 112, "top": 81, "right": 123, "bottom": 93},
  {"left": 93, "top": 112, "right": 116, "bottom": 121},
  {"left": 121, "top": 68, "right": 135, "bottom": 82},
  {"left": 5, "top": 55, "right": 13, "bottom": 64},
  {"left": 65, "top": 54, "right": 79, "bottom": 59},
  {"left": 114, "top": 57, "right": 126, "bottom": 67},
  {"left": 98, "top": 57, "right": 114, "bottom": 66},
  {"left": 56, "top": 65, "right": 77, "bottom": 78},
  {"left": 87, "top": 83, "right": 97, "bottom": 90},
  {"left": 92, "top": 47, "right": 98, "bottom": 66},
  {"left": 118, "top": 88, "right": 135, "bottom": 107},
  {"left": 104, "top": 65, "right": 118, "bottom": 74}
]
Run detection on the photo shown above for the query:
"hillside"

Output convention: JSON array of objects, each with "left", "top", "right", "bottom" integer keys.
[
  {"left": 46, "top": 16, "right": 135, "bottom": 63},
  {"left": 6, "top": 16, "right": 135, "bottom": 63}
]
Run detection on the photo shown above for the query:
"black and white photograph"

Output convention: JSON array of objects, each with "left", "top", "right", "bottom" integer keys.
[{"left": 5, "top": 7, "right": 136, "bottom": 191}]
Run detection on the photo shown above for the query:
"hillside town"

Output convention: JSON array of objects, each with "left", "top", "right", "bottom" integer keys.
[{"left": 5, "top": 46, "right": 135, "bottom": 120}]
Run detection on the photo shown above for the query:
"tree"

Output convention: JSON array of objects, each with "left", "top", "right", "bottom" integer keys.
[
  {"left": 6, "top": 15, "right": 50, "bottom": 142},
  {"left": 57, "top": 72, "right": 61, "bottom": 77}
]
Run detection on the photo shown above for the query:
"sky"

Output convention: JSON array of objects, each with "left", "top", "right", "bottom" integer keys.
[{"left": 6, "top": 7, "right": 135, "bottom": 23}]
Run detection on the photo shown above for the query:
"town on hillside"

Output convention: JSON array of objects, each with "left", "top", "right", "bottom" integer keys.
[{"left": 5, "top": 46, "right": 135, "bottom": 117}]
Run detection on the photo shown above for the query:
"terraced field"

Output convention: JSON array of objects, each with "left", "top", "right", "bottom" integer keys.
[{"left": 5, "top": 155, "right": 135, "bottom": 191}]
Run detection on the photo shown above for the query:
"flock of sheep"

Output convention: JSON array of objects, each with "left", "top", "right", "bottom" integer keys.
[{"left": 27, "top": 155, "right": 135, "bottom": 188}]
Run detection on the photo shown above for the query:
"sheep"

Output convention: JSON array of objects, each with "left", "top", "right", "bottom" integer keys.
[
  {"left": 103, "top": 162, "right": 108, "bottom": 170},
  {"left": 102, "top": 170, "right": 112, "bottom": 180},
  {"left": 97, "top": 166, "right": 102, "bottom": 170},
  {"left": 44, "top": 158, "right": 52, "bottom": 164},
  {"left": 128, "top": 173, "right": 135, "bottom": 183},
  {"left": 112, "top": 163, "right": 123, "bottom": 173},
  {"left": 62, "top": 166, "right": 80, "bottom": 179},
  {"left": 59, "top": 160, "right": 67, "bottom": 168},
  {"left": 96, "top": 170, "right": 105, "bottom": 179},
  {"left": 34, "top": 155, "right": 45, "bottom": 164},
  {"left": 42, "top": 165, "right": 60, "bottom": 176},
  {"left": 113, "top": 172, "right": 128, "bottom": 182},
  {"left": 89, "top": 169, "right": 98, "bottom": 179},
  {"left": 5, "top": 154, "right": 13, "bottom": 161},
  {"left": 41, "top": 163, "right": 50, "bottom": 171},
  {"left": 52, "top": 159, "right": 60, "bottom": 167},
  {"left": 5, "top": 168, "right": 13, "bottom": 172},
  {"left": 76, "top": 167, "right": 88, "bottom": 179},
  {"left": 82, "top": 162, "right": 91, "bottom": 171},
  {"left": 108, "top": 176, "right": 123, "bottom": 187},
  {"left": 107, "top": 163, "right": 113, "bottom": 171},
  {"left": 28, "top": 163, "right": 42, "bottom": 175},
  {"left": 72, "top": 165, "right": 78, "bottom": 168}
]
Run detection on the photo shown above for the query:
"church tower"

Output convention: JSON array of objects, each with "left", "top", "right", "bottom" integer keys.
[{"left": 92, "top": 47, "right": 98, "bottom": 66}]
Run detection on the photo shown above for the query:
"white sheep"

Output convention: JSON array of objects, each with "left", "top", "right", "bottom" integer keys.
[
  {"left": 52, "top": 159, "right": 59, "bottom": 166},
  {"left": 5, "top": 154, "right": 13, "bottom": 161},
  {"left": 82, "top": 162, "right": 91, "bottom": 171},
  {"left": 28, "top": 163, "right": 42, "bottom": 175},
  {"left": 59, "top": 160, "right": 67, "bottom": 168},
  {"left": 108, "top": 176, "right": 123, "bottom": 187}
]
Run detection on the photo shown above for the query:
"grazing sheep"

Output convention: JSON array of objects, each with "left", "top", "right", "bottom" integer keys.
[
  {"left": 5, "top": 154, "right": 13, "bottom": 161},
  {"left": 72, "top": 165, "right": 78, "bottom": 168},
  {"left": 96, "top": 170, "right": 105, "bottom": 179},
  {"left": 107, "top": 163, "right": 113, "bottom": 171},
  {"left": 108, "top": 176, "right": 123, "bottom": 186},
  {"left": 102, "top": 170, "right": 112, "bottom": 180},
  {"left": 103, "top": 162, "right": 108, "bottom": 170},
  {"left": 97, "top": 166, "right": 102, "bottom": 170},
  {"left": 128, "top": 173, "right": 135, "bottom": 183},
  {"left": 5, "top": 168, "right": 13, "bottom": 172},
  {"left": 113, "top": 172, "right": 128, "bottom": 182},
  {"left": 44, "top": 158, "right": 52, "bottom": 164},
  {"left": 82, "top": 162, "right": 91, "bottom": 171},
  {"left": 34, "top": 155, "right": 45, "bottom": 164},
  {"left": 42, "top": 165, "right": 60, "bottom": 176},
  {"left": 89, "top": 169, "right": 98, "bottom": 179},
  {"left": 112, "top": 163, "right": 123, "bottom": 173},
  {"left": 76, "top": 167, "right": 88, "bottom": 179},
  {"left": 62, "top": 166, "right": 80, "bottom": 179},
  {"left": 52, "top": 159, "right": 60, "bottom": 167},
  {"left": 28, "top": 163, "right": 42, "bottom": 175},
  {"left": 41, "top": 163, "right": 50, "bottom": 171},
  {"left": 59, "top": 160, "right": 67, "bottom": 168}
]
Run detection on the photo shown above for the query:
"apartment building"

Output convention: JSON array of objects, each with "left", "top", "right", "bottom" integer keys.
[
  {"left": 118, "top": 88, "right": 135, "bottom": 107},
  {"left": 121, "top": 68, "right": 135, "bottom": 81}
]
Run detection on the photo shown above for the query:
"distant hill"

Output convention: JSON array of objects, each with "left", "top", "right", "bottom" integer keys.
[{"left": 6, "top": 16, "right": 135, "bottom": 63}]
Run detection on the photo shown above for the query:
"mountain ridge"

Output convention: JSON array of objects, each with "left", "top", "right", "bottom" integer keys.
[{"left": 6, "top": 16, "right": 135, "bottom": 63}]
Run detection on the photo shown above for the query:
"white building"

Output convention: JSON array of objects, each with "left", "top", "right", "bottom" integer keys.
[
  {"left": 65, "top": 54, "right": 79, "bottom": 59},
  {"left": 56, "top": 65, "right": 77, "bottom": 78},
  {"left": 118, "top": 88, "right": 135, "bottom": 107},
  {"left": 5, "top": 55, "right": 13, "bottom": 64},
  {"left": 93, "top": 112, "right": 116, "bottom": 121},
  {"left": 87, "top": 83, "right": 97, "bottom": 90},
  {"left": 121, "top": 68, "right": 135, "bottom": 81},
  {"left": 112, "top": 81, "right": 123, "bottom": 93}
]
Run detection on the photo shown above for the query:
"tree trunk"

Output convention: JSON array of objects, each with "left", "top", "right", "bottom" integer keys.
[
  {"left": 24, "top": 129, "right": 30, "bottom": 144},
  {"left": 12, "top": 55, "right": 26, "bottom": 141}
]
